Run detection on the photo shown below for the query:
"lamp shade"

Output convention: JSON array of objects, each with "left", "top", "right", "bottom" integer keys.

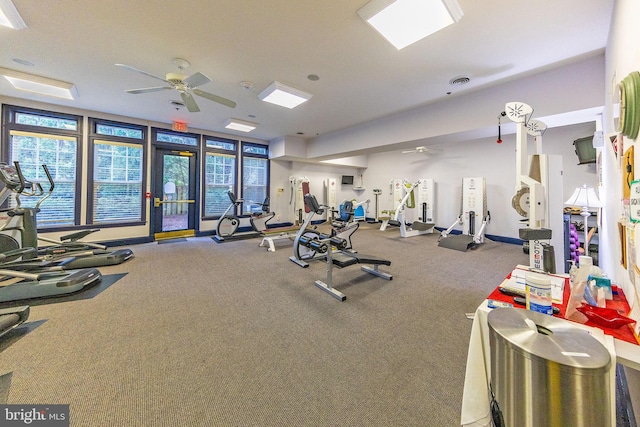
[{"left": 564, "top": 185, "right": 602, "bottom": 209}]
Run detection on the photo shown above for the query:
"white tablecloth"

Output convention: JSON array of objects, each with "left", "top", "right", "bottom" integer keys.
[{"left": 460, "top": 301, "right": 617, "bottom": 427}]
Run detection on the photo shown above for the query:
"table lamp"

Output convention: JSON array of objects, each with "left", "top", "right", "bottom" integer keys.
[{"left": 564, "top": 185, "right": 602, "bottom": 256}]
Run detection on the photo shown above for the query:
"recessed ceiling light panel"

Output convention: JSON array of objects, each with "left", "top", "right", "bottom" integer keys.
[
  {"left": 224, "top": 118, "right": 257, "bottom": 132},
  {"left": 258, "top": 81, "right": 312, "bottom": 109},
  {"left": 0, "top": 0, "right": 26, "bottom": 29},
  {"left": 358, "top": 0, "right": 463, "bottom": 50},
  {"left": 0, "top": 67, "right": 77, "bottom": 100}
]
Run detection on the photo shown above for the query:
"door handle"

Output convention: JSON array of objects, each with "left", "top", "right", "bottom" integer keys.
[{"left": 155, "top": 197, "right": 195, "bottom": 208}]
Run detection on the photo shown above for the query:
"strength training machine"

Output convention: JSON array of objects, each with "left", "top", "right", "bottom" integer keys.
[
  {"left": 438, "top": 177, "right": 490, "bottom": 251},
  {"left": 379, "top": 179, "right": 435, "bottom": 237},
  {"left": 290, "top": 194, "right": 392, "bottom": 301},
  {"left": 258, "top": 180, "right": 312, "bottom": 252},
  {"left": 504, "top": 101, "right": 563, "bottom": 272}
]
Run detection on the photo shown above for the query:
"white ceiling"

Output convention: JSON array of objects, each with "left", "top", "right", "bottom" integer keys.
[{"left": 0, "top": 0, "right": 613, "bottom": 143}]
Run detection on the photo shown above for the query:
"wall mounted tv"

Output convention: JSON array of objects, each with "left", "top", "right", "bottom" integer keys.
[
  {"left": 341, "top": 175, "right": 354, "bottom": 185},
  {"left": 573, "top": 136, "right": 596, "bottom": 165}
]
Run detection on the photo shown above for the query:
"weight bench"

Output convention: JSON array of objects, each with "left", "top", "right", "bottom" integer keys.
[{"left": 315, "top": 250, "right": 393, "bottom": 301}]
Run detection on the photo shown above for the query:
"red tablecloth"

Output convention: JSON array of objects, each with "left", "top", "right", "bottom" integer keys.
[{"left": 488, "top": 272, "right": 639, "bottom": 345}]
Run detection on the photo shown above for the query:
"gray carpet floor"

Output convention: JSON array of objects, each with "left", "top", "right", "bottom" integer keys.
[{"left": 0, "top": 223, "right": 529, "bottom": 426}]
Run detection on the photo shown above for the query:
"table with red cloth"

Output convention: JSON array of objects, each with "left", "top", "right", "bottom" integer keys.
[{"left": 487, "top": 270, "right": 638, "bottom": 345}]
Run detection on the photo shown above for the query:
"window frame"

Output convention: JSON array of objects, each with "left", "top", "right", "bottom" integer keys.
[
  {"left": 1, "top": 104, "right": 83, "bottom": 230},
  {"left": 240, "top": 142, "right": 270, "bottom": 216},
  {"left": 87, "top": 118, "right": 147, "bottom": 226},
  {"left": 202, "top": 136, "right": 238, "bottom": 220}
]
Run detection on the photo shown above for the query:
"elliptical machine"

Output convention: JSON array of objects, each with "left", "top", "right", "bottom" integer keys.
[{"left": 0, "top": 162, "right": 133, "bottom": 268}]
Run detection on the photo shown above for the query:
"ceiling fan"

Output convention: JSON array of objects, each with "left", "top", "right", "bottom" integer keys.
[
  {"left": 401, "top": 146, "right": 443, "bottom": 157},
  {"left": 115, "top": 58, "right": 236, "bottom": 112}
]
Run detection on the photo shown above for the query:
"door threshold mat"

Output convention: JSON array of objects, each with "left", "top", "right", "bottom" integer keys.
[{"left": 158, "top": 238, "right": 188, "bottom": 244}]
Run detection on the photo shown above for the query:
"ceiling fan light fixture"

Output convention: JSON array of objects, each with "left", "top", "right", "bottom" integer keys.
[
  {"left": 224, "top": 118, "right": 257, "bottom": 132},
  {"left": 258, "top": 81, "right": 312, "bottom": 109},
  {"left": 0, "top": 0, "right": 26, "bottom": 30},
  {"left": 358, "top": 0, "right": 463, "bottom": 50},
  {"left": 0, "top": 67, "right": 77, "bottom": 99}
]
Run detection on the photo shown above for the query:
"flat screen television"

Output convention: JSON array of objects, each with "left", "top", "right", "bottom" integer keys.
[
  {"left": 573, "top": 136, "right": 596, "bottom": 165},
  {"left": 341, "top": 175, "right": 354, "bottom": 185}
]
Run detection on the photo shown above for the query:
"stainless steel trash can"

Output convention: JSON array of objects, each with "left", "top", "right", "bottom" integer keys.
[{"left": 488, "top": 308, "right": 611, "bottom": 427}]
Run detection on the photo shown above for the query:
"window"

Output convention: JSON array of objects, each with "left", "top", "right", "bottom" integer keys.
[
  {"left": 156, "top": 132, "right": 198, "bottom": 146},
  {"left": 2, "top": 105, "right": 82, "bottom": 227},
  {"left": 241, "top": 143, "right": 269, "bottom": 215},
  {"left": 88, "top": 119, "right": 145, "bottom": 224},
  {"left": 204, "top": 137, "right": 236, "bottom": 217}
]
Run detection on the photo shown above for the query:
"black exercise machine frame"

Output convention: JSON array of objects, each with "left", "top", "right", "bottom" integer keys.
[{"left": 290, "top": 193, "right": 392, "bottom": 301}]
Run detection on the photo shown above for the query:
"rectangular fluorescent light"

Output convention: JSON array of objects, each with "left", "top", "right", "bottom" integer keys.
[
  {"left": 0, "top": 0, "right": 26, "bottom": 29},
  {"left": 224, "top": 118, "right": 257, "bottom": 132},
  {"left": 258, "top": 81, "right": 312, "bottom": 109},
  {"left": 0, "top": 67, "right": 78, "bottom": 100},
  {"left": 358, "top": 0, "right": 463, "bottom": 50}
]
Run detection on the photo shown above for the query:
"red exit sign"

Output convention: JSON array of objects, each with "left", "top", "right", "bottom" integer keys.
[{"left": 172, "top": 121, "right": 188, "bottom": 132}]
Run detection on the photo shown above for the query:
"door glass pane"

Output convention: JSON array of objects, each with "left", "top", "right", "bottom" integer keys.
[{"left": 162, "top": 155, "right": 190, "bottom": 231}]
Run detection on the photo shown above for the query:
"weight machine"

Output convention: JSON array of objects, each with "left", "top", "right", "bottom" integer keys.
[
  {"left": 438, "top": 177, "right": 490, "bottom": 251},
  {"left": 289, "top": 194, "right": 392, "bottom": 301},
  {"left": 504, "top": 102, "right": 563, "bottom": 273},
  {"left": 258, "top": 179, "right": 314, "bottom": 252},
  {"left": 380, "top": 179, "right": 435, "bottom": 237},
  {"left": 290, "top": 196, "right": 359, "bottom": 268}
]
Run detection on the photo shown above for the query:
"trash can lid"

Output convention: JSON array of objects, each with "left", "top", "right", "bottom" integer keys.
[{"left": 488, "top": 308, "right": 610, "bottom": 370}]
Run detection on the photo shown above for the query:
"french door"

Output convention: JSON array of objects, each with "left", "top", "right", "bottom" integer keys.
[{"left": 152, "top": 148, "right": 198, "bottom": 240}]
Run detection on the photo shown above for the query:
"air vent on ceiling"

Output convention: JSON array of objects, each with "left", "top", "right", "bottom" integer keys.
[{"left": 449, "top": 76, "right": 470, "bottom": 86}]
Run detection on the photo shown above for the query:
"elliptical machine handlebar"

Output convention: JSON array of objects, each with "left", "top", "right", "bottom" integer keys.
[
  {"left": 35, "top": 164, "right": 54, "bottom": 210},
  {"left": 12, "top": 162, "right": 26, "bottom": 196},
  {"left": 12, "top": 162, "right": 54, "bottom": 209},
  {"left": 41, "top": 164, "right": 55, "bottom": 193}
]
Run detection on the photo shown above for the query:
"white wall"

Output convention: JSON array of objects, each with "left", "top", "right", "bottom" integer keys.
[
  {"left": 289, "top": 122, "right": 597, "bottom": 239},
  {"left": 307, "top": 55, "right": 605, "bottom": 160},
  {"left": 602, "top": 0, "right": 640, "bottom": 416},
  {"left": 269, "top": 159, "right": 372, "bottom": 224}
]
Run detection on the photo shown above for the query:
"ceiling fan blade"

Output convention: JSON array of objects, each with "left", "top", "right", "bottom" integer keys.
[
  {"left": 193, "top": 89, "right": 236, "bottom": 108},
  {"left": 125, "top": 86, "right": 172, "bottom": 94},
  {"left": 116, "top": 64, "right": 168, "bottom": 83},
  {"left": 180, "top": 91, "right": 200, "bottom": 112},
  {"left": 183, "top": 72, "right": 211, "bottom": 88}
]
